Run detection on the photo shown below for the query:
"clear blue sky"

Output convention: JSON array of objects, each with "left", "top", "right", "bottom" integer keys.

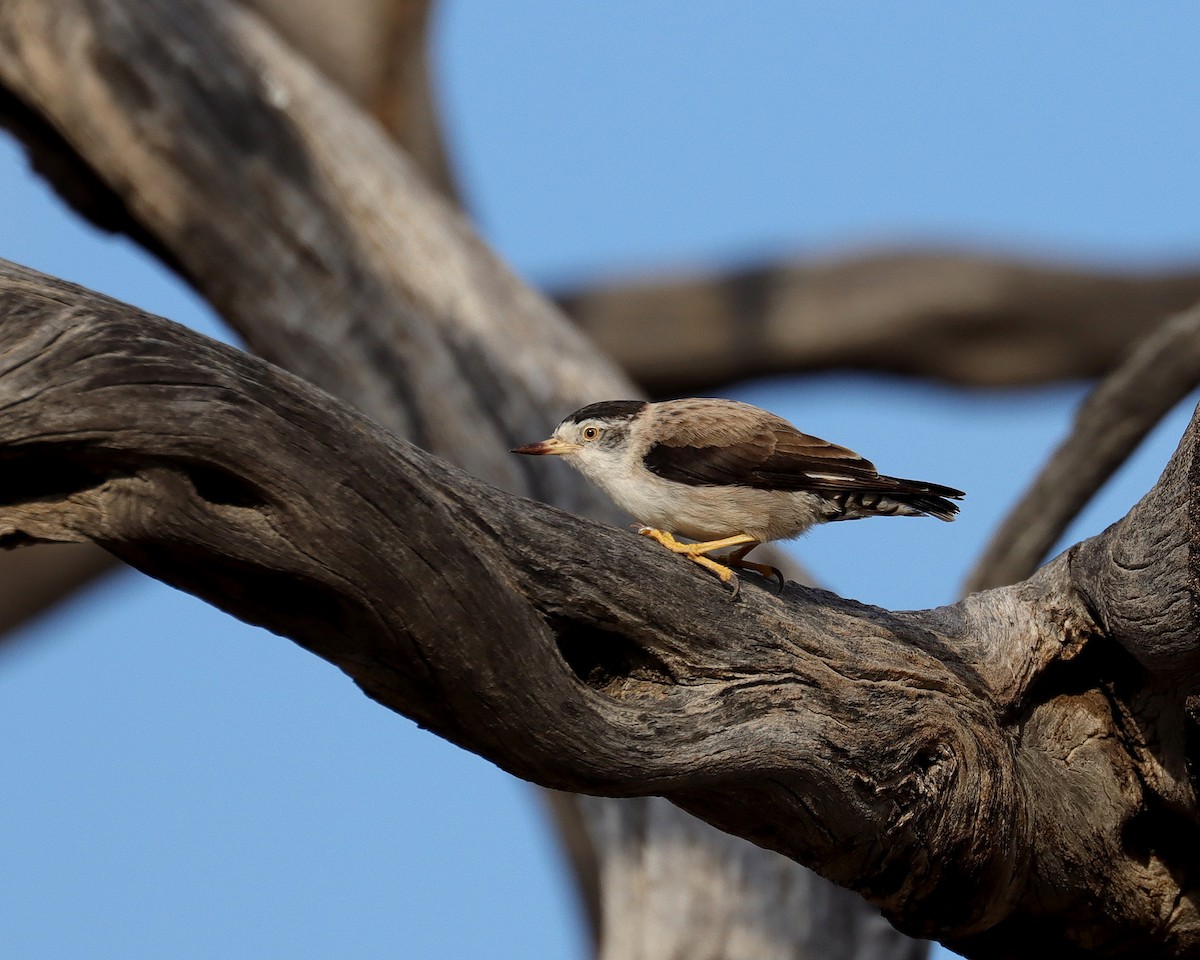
[{"left": 2, "top": 4, "right": 1199, "bottom": 958}]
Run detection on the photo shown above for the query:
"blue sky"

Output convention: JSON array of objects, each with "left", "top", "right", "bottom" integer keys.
[{"left": 2, "top": 4, "right": 1199, "bottom": 958}]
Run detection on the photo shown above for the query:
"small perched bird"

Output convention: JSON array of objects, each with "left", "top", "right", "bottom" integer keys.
[{"left": 513, "top": 398, "right": 963, "bottom": 592}]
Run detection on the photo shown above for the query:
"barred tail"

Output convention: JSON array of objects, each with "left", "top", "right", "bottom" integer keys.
[
  {"left": 826, "top": 478, "right": 964, "bottom": 523},
  {"left": 896, "top": 493, "right": 960, "bottom": 521},
  {"left": 887, "top": 477, "right": 964, "bottom": 521}
]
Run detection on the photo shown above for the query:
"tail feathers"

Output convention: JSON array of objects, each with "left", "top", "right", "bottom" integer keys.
[
  {"left": 891, "top": 477, "right": 964, "bottom": 521},
  {"left": 896, "top": 492, "right": 960, "bottom": 521},
  {"left": 828, "top": 478, "right": 964, "bottom": 523}
]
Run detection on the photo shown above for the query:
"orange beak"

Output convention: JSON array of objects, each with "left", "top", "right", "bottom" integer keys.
[{"left": 511, "top": 437, "right": 582, "bottom": 456}]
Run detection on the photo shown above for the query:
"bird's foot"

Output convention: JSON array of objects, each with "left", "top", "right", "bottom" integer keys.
[
  {"left": 638, "top": 528, "right": 738, "bottom": 584},
  {"left": 638, "top": 528, "right": 761, "bottom": 596},
  {"left": 716, "top": 555, "right": 784, "bottom": 592},
  {"left": 716, "top": 544, "right": 785, "bottom": 592}
]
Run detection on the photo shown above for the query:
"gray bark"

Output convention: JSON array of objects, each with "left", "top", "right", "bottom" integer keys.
[{"left": 2, "top": 260, "right": 1198, "bottom": 958}]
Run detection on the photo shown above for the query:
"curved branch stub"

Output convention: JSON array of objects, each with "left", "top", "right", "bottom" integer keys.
[{"left": 1071, "top": 413, "right": 1200, "bottom": 680}]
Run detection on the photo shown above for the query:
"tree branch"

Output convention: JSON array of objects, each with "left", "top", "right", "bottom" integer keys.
[
  {"left": 3, "top": 262, "right": 1197, "bottom": 957},
  {"left": 556, "top": 253, "right": 1200, "bottom": 395}
]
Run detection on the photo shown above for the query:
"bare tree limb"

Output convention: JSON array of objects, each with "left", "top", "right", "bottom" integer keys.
[
  {"left": 966, "top": 301, "right": 1200, "bottom": 593},
  {"left": 2, "top": 5, "right": 1194, "bottom": 954},
  {"left": 2, "top": 263, "right": 1198, "bottom": 958},
  {"left": 557, "top": 253, "right": 1200, "bottom": 395},
  {"left": 540, "top": 789, "right": 603, "bottom": 949}
]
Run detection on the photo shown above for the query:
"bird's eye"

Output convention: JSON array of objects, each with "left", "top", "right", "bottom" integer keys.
[{"left": 582, "top": 426, "right": 601, "bottom": 441}]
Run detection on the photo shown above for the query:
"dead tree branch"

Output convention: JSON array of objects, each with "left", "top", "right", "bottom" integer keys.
[
  {"left": 557, "top": 253, "right": 1200, "bottom": 396},
  {"left": 0, "top": 543, "right": 115, "bottom": 640},
  {"left": 2, "top": 262, "right": 1198, "bottom": 958}
]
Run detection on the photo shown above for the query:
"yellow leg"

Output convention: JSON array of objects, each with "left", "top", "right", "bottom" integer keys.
[{"left": 638, "top": 528, "right": 760, "bottom": 592}]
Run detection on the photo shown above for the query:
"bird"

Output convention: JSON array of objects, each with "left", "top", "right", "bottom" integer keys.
[{"left": 512, "top": 398, "right": 963, "bottom": 593}]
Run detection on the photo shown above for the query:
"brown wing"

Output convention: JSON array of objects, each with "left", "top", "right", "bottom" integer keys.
[
  {"left": 644, "top": 399, "right": 961, "bottom": 498},
  {"left": 645, "top": 430, "right": 886, "bottom": 491}
]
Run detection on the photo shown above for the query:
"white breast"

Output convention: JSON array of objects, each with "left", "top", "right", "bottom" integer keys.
[{"left": 576, "top": 450, "right": 826, "bottom": 543}]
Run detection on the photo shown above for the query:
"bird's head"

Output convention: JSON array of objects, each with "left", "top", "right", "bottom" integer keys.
[{"left": 512, "top": 400, "right": 648, "bottom": 478}]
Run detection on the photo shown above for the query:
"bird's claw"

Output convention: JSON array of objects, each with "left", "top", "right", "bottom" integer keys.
[{"left": 727, "top": 558, "right": 784, "bottom": 593}]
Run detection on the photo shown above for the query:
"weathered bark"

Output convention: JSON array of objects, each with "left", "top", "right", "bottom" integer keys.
[
  {"left": 0, "top": 1, "right": 914, "bottom": 957},
  {"left": 3, "top": 261, "right": 1198, "bottom": 958},
  {"left": 242, "top": 0, "right": 457, "bottom": 198},
  {"left": 967, "top": 301, "right": 1200, "bottom": 593},
  {"left": 557, "top": 254, "right": 1200, "bottom": 395}
]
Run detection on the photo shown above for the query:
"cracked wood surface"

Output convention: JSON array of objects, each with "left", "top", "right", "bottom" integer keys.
[{"left": 2, "top": 262, "right": 1198, "bottom": 957}]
